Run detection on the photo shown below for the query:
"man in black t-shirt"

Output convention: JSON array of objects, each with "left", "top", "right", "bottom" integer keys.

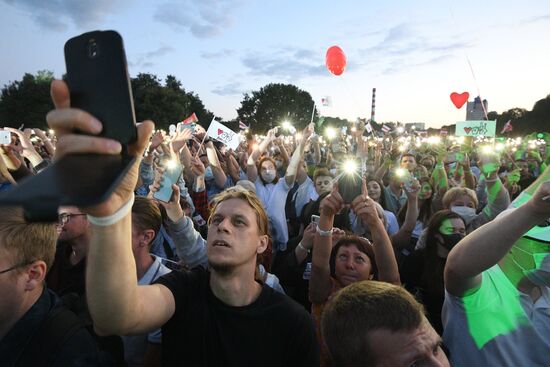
[{"left": 48, "top": 79, "right": 319, "bottom": 366}]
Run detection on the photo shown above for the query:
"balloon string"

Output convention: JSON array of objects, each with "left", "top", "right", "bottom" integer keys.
[
  {"left": 466, "top": 57, "right": 489, "bottom": 120},
  {"left": 447, "top": 0, "right": 488, "bottom": 120}
]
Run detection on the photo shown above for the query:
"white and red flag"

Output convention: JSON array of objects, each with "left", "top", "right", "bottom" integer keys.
[
  {"left": 500, "top": 120, "right": 513, "bottom": 134},
  {"left": 181, "top": 112, "right": 198, "bottom": 125}
]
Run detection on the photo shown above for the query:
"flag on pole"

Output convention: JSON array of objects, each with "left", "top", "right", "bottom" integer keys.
[
  {"left": 206, "top": 119, "right": 241, "bottom": 150},
  {"left": 440, "top": 129, "right": 448, "bottom": 136},
  {"left": 381, "top": 124, "right": 391, "bottom": 133},
  {"left": 181, "top": 112, "right": 198, "bottom": 125},
  {"left": 321, "top": 96, "right": 332, "bottom": 107},
  {"left": 365, "top": 121, "right": 373, "bottom": 134},
  {"left": 239, "top": 120, "right": 249, "bottom": 130},
  {"left": 501, "top": 120, "right": 513, "bottom": 134}
]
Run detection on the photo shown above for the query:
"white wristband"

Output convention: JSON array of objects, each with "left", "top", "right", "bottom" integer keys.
[{"left": 87, "top": 193, "right": 135, "bottom": 226}]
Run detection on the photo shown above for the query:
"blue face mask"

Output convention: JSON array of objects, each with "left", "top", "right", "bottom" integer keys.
[{"left": 204, "top": 166, "right": 214, "bottom": 181}]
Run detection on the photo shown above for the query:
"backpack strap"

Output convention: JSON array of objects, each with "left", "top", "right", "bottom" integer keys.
[{"left": 17, "top": 305, "right": 84, "bottom": 366}]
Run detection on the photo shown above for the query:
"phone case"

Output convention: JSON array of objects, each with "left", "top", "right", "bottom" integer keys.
[
  {"left": 154, "top": 163, "right": 184, "bottom": 202},
  {"left": 64, "top": 30, "right": 137, "bottom": 146},
  {"left": 339, "top": 173, "right": 362, "bottom": 204}
]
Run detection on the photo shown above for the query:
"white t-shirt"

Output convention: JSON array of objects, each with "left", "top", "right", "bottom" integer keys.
[
  {"left": 293, "top": 176, "right": 319, "bottom": 218},
  {"left": 255, "top": 177, "right": 291, "bottom": 251},
  {"left": 122, "top": 255, "right": 171, "bottom": 367},
  {"left": 442, "top": 264, "right": 550, "bottom": 367}
]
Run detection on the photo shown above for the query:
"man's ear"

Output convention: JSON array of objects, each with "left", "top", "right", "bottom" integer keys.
[
  {"left": 257, "top": 235, "right": 269, "bottom": 254},
  {"left": 142, "top": 229, "right": 156, "bottom": 247},
  {"left": 24, "top": 261, "right": 47, "bottom": 291}
]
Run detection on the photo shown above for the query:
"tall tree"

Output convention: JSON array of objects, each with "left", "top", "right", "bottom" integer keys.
[
  {"left": 237, "top": 83, "right": 317, "bottom": 134},
  {"left": 0, "top": 70, "right": 54, "bottom": 129}
]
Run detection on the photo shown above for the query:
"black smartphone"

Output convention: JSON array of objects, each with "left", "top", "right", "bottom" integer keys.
[
  {"left": 0, "top": 30, "right": 137, "bottom": 221},
  {"left": 64, "top": 30, "right": 137, "bottom": 146},
  {"left": 338, "top": 173, "right": 362, "bottom": 204}
]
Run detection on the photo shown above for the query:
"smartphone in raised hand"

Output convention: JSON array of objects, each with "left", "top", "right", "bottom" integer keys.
[
  {"left": 154, "top": 161, "right": 184, "bottom": 202},
  {"left": 0, "top": 30, "right": 138, "bottom": 221},
  {"left": 0, "top": 131, "right": 10, "bottom": 145}
]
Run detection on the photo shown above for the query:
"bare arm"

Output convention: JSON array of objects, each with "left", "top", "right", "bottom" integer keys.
[
  {"left": 351, "top": 180, "right": 400, "bottom": 285},
  {"left": 310, "top": 186, "right": 344, "bottom": 304},
  {"left": 391, "top": 185, "right": 420, "bottom": 250},
  {"left": 445, "top": 179, "right": 550, "bottom": 297},
  {"left": 285, "top": 124, "right": 313, "bottom": 187}
]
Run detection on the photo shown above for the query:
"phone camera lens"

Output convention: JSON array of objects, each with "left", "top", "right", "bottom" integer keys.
[{"left": 87, "top": 39, "right": 99, "bottom": 59}]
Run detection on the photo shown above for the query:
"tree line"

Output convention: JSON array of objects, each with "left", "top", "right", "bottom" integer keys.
[{"left": 0, "top": 70, "right": 548, "bottom": 135}]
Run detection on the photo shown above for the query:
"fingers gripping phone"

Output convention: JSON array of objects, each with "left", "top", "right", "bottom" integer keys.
[
  {"left": 0, "top": 30, "right": 138, "bottom": 221},
  {"left": 154, "top": 162, "right": 183, "bottom": 202}
]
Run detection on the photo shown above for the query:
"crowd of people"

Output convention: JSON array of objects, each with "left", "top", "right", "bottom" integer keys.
[{"left": 1, "top": 79, "right": 550, "bottom": 366}]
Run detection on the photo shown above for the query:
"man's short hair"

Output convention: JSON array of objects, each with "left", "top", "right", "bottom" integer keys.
[
  {"left": 0, "top": 207, "right": 57, "bottom": 271},
  {"left": 313, "top": 167, "right": 334, "bottom": 181},
  {"left": 400, "top": 153, "right": 416, "bottom": 162},
  {"left": 209, "top": 187, "right": 269, "bottom": 238},
  {"left": 132, "top": 197, "right": 162, "bottom": 241},
  {"left": 442, "top": 187, "right": 478, "bottom": 209},
  {"left": 321, "top": 281, "right": 425, "bottom": 367}
]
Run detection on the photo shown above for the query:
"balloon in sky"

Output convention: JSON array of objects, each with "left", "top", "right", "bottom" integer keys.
[
  {"left": 325, "top": 46, "right": 346, "bottom": 76},
  {"left": 450, "top": 92, "right": 469, "bottom": 109}
]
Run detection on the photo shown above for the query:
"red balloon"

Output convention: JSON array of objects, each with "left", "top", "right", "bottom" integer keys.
[{"left": 326, "top": 46, "right": 346, "bottom": 76}]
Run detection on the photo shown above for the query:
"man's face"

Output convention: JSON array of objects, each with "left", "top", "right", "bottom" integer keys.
[
  {"left": 368, "top": 319, "right": 450, "bottom": 367},
  {"left": 315, "top": 175, "right": 333, "bottom": 195},
  {"left": 516, "top": 161, "right": 529, "bottom": 176},
  {"left": 0, "top": 247, "right": 27, "bottom": 330},
  {"left": 334, "top": 244, "right": 373, "bottom": 287},
  {"left": 58, "top": 208, "right": 89, "bottom": 242},
  {"left": 401, "top": 156, "right": 417, "bottom": 171},
  {"left": 206, "top": 198, "right": 267, "bottom": 272},
  {"left": 421, "top": 157, "right": 435, "bottom": 170}
]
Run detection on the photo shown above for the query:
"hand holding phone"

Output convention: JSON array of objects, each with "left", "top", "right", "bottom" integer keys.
[{"left": 153, "top": 161, "right": 183, "bottom": 202}]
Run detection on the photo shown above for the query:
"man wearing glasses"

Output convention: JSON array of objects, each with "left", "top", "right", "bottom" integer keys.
[
  {"left": 0, "top": 207, "right": 103, "bottom": 366},
  {"left": 47, "top": 207, "right": 89, "bottom": 296}
]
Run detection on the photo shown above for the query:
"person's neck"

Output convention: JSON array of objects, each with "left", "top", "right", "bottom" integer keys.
[
  {"left": 209, "top": 265, "right": 262, "bottom": 307},
  {"left": 0, "top": 286, "right": 43, "bottom": 341},
  {"left": 389, "top": 184, "right": 402, "bottom": 196},
  {"left": 136, "top": 253, "right": 155, "bottom": 281}
]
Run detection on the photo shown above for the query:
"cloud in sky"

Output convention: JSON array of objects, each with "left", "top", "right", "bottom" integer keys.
[
  {"left": 212, "top": 81, "right": 243, "bottom": 96},
  {"left": 523, "top": 14, "right": 550, "bottom": 24},
  {"left": 2, "top": 0, "right": 131, "bottom": 30},
  {"left": 130, "top": 45, "right": 175, "bottom": 69},
  {"left": 201, "top": 49, "right": 235, "bottom": 60},
  {"left": 241, "top": 47, "right": 326, "bottom": 81},
  {"left": 358, "top": 23, "right": 472, "bottom": 73},
  {"left": 154, "top": 0, "right": 244, "bottom": 38}
]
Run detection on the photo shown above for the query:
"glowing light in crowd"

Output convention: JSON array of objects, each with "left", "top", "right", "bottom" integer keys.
[
  {"left": 396, "top": 126, "right": 404, "bottom": 134},
  {"left": 398, "top": 145, "right": 407, "bottom": 152},
  {"left": 481, "top": 145, "right": 494, "bottom": 155},
  {"left": 165, "top": 159, "right": 178, "bottom": 169},
  {"left": 343, "top": 159, "right": 358, "bottom": 174},
  {"left": 395, "top": 168, "right": 407, "bottom": 177},
  {"left": 325, "top": 127, "right": 337, "bottom": 140},
  {"left": 281, "top": 120, "right": 293, "bottom": 131},
  {"left": 456, "top": 136, "right": 465, "bottom": 144},
  {"left": 427, "top": 136, "right": 441, "bottom": 145},
  {"left": 48, "top": 129, "right": 54, "bottom": 135},
  {"left": 295, "top": 133, "right": 302, "bottom": 141},
  {"left": 495, "top": 143, "right": 505, "bottom": 152},
  {"left": 350, "top": 126, "right": 357, "bottom": 133}
]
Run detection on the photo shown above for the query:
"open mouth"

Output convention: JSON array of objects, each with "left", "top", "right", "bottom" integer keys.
[{"left": 212, "top": 240, "right": 231, "bottom": 248}]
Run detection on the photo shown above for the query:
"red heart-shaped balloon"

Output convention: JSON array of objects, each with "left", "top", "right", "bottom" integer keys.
[{"left": 450, "top": 92, "right": 469, "bottom": 109}]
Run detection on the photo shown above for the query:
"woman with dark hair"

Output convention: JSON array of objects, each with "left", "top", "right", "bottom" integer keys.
[
  {"left": 396, "top": 177, "right": 435, "bottom": 248},
  {"left": 309, "top": 181, "right": 400, "bottom": 366},
  {"left": 400, "top": 209, "right": 466, "bottom": 334}
]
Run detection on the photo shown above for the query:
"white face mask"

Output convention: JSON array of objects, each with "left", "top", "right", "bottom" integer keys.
[
  {"left": 262, "top": 170, "right": 276, "bottom": 183},
  {"left": 451, "top": 206, "right": 477, "bottom": 225},
  {"left": 511, "top": 246, "right": 550, "bottom": 287}
]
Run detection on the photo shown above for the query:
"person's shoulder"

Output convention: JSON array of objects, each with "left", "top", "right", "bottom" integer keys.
[
  {"left": 259, "top": 285, "right": 311, "bottom": 321},
  {"left": 154, "top": 267, "right": 209, "bottom": 295}
]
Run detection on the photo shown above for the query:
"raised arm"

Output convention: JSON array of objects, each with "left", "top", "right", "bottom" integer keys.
[
  {"left": 445, "top": 175, "right": 550, "bottom": 297},
  {"left": 309, "top": 185, "right": 344, "bottom": 304},
  {"left": 391, "top": 182, "right": 420, "bottom": 250},
  {"left": 285, "top": 123, "right": 314, "bottom": 187},
  {"left": 351, "top": 180, "right": 400, "bottom": 285},
  {"left": 247, "top": 128, "right": 276, "bottom": 182},
  {"left": 47, "top": 80, "right": 175, "bottom": 336}
]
